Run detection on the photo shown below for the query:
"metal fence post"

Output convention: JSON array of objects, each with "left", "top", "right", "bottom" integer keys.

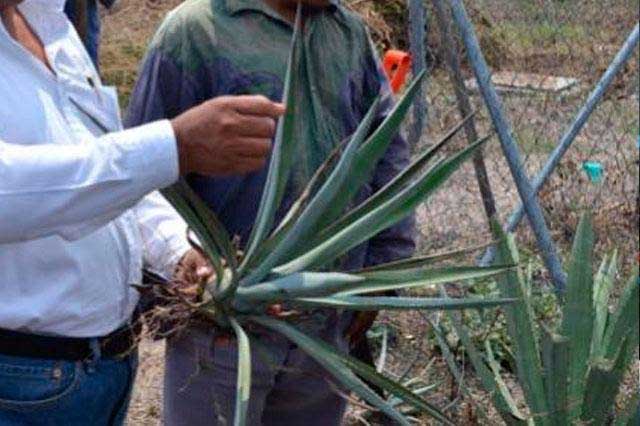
[
  {"left": 447, "top": 0, "right": 567, "bottom": 290},
  {"left": 431, "top": 0, "right": 498, "bottom": 227},
  {"left": 480, "top": 24, "right": 640, "bottom": 266},
  {"left": 408, "top": 0, "right": 428, "bottom": 146}
]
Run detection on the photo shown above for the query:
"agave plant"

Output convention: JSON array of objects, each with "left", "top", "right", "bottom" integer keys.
[
  {"left": 442, "top": 213, "right": 639, "bottom": 426},
  {"left": 159, "top": 8, "right": 515, "bottom": 425}
]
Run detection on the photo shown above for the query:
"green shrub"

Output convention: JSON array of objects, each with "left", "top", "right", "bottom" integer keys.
[{"left": 446, "top": 213, "right": 639, "bottom": 425}]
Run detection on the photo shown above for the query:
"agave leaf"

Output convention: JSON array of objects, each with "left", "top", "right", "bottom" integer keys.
[
  {"left": 252, "top": 317, "right": 412, "bottom": 425},
  {"left": 341, "top": 266, "right": 513, "bottom": 296},
  {"left": 335, "top": 353, "right": 453, "bottom": 425},
  {"left": 492, "top": 221, "right": 550, "bottom": 424},
  {"left": 602, "top": 267, "right": 639, "bottom": 360},
  {"left": 350, "top": 264, "right": 514, "bottom": 295},
  {"left": 591, "top": 253, "right": 617, "bottom": 358},
  {"left": 162, "top": 185, "right": 225, "bottom": 284},
  {"left": 316, "top": 71, "right": 427, "bottom": 231},
  {"left": 254, "top": 316, "right": 454, "bottom": 425},
  {"left": 315, "top": 127, "right": 487, "bottom": 248},
  {"left": 236, "top": 265, "right": 512, "bottom": 305},
  {"left": 229, "top": 318, "right": 252, "bottom": 426},
  {"left": 169, "top": 180, "right": 241, "bottom": 299},
  {"left": 560, "top": 212, "right": 594, "bottom": 419},
  {"left": 541, "top": 327, "right": 569, "bottom": 426},
  {"left": 241, "top": 97, "right": 382, "bottom": 286},
  {"left": 354, "top": 241, "right": 494, "bottom": 273},
  {"left": 270, "top": 137, "right": 348, "bottom": 237},
  {"left": 240, "top": 6, "right": 302, "bottom": 271},
  {"left": 243, "top": 135, "right": 352, "bottom": 273},
  {"left": 581, "top": 337, "right": 632, "bottom": 426},
  {"left": 483, "top": 339, "right": 529, "bottom": 425},
  {"left": 289, "top": 295, "right": 515, "bottom": 311},
  {"left": 235, "top": 272, "right": 364, "bottom": 304},
  {"left": 274, "top": 136, "right": 491, "bottom": 275},
  {"left": 172, "top": 180, "right": 237, "bottom": 270},
  {"left": 389, "top": 383, "right": 438, "bottom": 407}
]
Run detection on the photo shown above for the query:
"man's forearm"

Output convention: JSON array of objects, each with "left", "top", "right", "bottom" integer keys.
[{"left": 0, "top": 121, "right": 178, "bottom": 244}]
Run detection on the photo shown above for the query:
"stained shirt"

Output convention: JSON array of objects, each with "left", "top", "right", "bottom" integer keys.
[
  {"left": 0, "top": 0, "right": 189, "bottom": 337},
  {"left": 126, "top": 0, "right": 415, "bottom": 271}
]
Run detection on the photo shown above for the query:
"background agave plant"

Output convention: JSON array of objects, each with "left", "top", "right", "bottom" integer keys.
[
  {"left": 159, "top": 7, "right": 516, "bottom": 425},
  {"left": 442, "top": 213, "right": 639, "bottom": 426}
]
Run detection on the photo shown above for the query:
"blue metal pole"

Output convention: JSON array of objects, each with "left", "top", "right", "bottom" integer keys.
[
  {"left": 431, "top": 0, "right": 498, "bottom": 225},
  {"left": 408, "top": 0, "right": 428, "bottom": 146},
  {"left": 448, "top": 0, "right": 567, "bottom": 290},
  {"left": 480, "top": 23, "right": 640, "bottom": 266}
]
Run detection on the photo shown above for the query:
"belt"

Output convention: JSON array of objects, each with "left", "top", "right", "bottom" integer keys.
[{"left": 0, "top": 321, "right": 141, "bottom": 361}]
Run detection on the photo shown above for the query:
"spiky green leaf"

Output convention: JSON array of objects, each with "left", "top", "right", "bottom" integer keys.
[
  {"left": 541, "top": 327, "right": 569, "bottom": 426},
  {"left": 289, "top": 295, "right": 515, "bottom": 311},
  {"left": 560, "top": 212, "right": 594, "bottom": 418},
  {"left": 162, "top": 184, "right": 225, "bottom": 285},
  {"left": 492, "top": 221, "right": 550, "bottom": 424},
  {"left": 236, "top": 266, "right": 512, "bottom": 306},
  {"left": 355, "top": 242, "right": 493, "bottom": 273},
  {"left": 591, "top": 252, "right": 617, "bottom": 358},
  {"left": 253, "top": 317, "right": 412, "bottom": 425},
  {"left": 581, "top": 337, "right": 632, "bottom": 426},
  {"left": 254, "top": 316, "right": 455, "bottom": 425},
  {"left": 274, "top": 136, "right": 491, "bottom": 274},
  {"left": 242, "top": 97, "right": 382, "bottom": 285},
  {"left": 241, "top": 7, "right": 303, "bottom": 270},
  {"left": 602, "top": 267, "right": 639, "bottom": 360},
  {"left": 314, "top": 118, "right": 480, "bottom": 247},
  {"left": 316, "top": 71, "right": 427, "bottom": 230},
  {"left": 229, "top": 318, "right": 252, "bottom": 426},
  {"left": 235, "top": 272, "right": 364, "bottom": 304}
]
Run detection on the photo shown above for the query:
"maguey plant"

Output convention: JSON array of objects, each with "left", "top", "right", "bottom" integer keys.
[
  {"left": 444, "top": 213, "right": 639, "bottom": 426},
  {"left": 158, "top": 7, "right": 515, "bottom": 425}
]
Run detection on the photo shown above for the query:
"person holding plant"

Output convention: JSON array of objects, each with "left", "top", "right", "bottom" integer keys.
[
  {"left": 0, "top": 0, "right": 284, "bottom": 424},
  {"left": 126, "top": 0, "right": 416, "bottom": 424}
]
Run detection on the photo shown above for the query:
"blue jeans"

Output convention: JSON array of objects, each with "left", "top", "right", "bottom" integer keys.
[
  {"left": 0, "top": 351, "right": 137, "bottom": 426},
  {"left": 64, "top": 0, "right": 101, "bottom": 68}
]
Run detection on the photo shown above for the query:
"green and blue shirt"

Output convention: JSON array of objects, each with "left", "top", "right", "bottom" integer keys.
[{"left": 126, "top": 0, "right": 415, "bottom": 270}]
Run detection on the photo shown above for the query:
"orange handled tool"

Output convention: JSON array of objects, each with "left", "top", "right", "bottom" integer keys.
[{"left": 383, "top": 50, "right": 412, "bottom": 94}]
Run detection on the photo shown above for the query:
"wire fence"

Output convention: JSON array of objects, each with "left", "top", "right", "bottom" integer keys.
[{"left": 390, "top": 0, "right": 640, "bottom": 278}]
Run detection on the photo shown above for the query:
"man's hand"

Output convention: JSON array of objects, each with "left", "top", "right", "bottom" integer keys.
[
  {"left": 173, "top": 249, "right": 214, "bottom": 301},
  {"left": 171, "top": 95, "right": 285, "bottom": 176}
]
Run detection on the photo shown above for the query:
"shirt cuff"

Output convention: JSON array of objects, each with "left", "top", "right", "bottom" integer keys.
[{"left": 108, "top": 120, "right": 179, "bottom": 191}]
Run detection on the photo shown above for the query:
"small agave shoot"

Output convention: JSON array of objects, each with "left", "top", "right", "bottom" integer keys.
[
  {"left": 160, "top": 6, "right": 514, "bottom": 425},
  {"left": 443, "top": 213, "right": 639, "bottom": 426}
]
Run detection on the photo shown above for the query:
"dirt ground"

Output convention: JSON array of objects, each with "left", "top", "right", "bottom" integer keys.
[{"left": 98, "top": 1, "right": 640, "bottom": 425}]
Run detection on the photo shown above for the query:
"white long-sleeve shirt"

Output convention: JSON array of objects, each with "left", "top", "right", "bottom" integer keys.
[{"left": 0, "top": 0, "right": 190, "bottom": 337}]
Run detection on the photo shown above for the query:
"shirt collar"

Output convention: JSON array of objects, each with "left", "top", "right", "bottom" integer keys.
[{"left": 224, "top": 0, "right": 339, "bottom": 18}]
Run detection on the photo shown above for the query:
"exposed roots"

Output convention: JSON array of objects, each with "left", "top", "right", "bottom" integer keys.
[{"left": 134, "top": 279, "right": 213, "bottom": 343}]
